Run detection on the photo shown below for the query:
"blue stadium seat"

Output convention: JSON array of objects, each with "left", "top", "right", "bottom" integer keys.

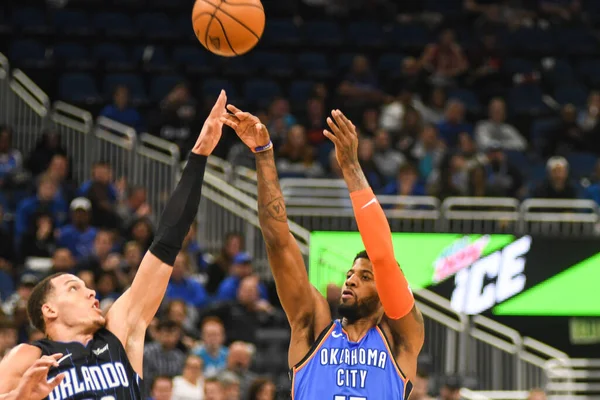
[
  {"left": 508, "top": 85, "right": 548, "bottom": 115},
  {"left": 577, "top": 59, "right": 600, "bottom": 87},
  {"left": 92, "top": 43, "right": 134, "bottom": 71},
  {"left": 58, "top": 73, "right": 101, "bottom": 104},
  {"left": 149, "top": 0, "right": 187, "bottom": 9},
  {"left": 543, "top": 59, "right": 577, "bottom": 87},
  {"left": 172, "top": 46, "right": 214, "bottom": 74},
  {"left": 103, "top": 74, "right": 147, "bottom": 104},
  {"left": 9, "top": 39, "right": 46, "bottom": 64},
  {"left": 388, "top": 23, "right": 429, "bottom": 50},
  {"left": 93, "top": 12, "right": 136, "bottom": 37},
  {"left": 243, "top": 79, "right": 282, "bottom": 106},
  {"left": 531, "top": 118, "right": 559, "bottom": 154},
  {"left": 504, "top": 150, "right": 531, "bottom": 176},
  {"left": 12, "top": 7, "right": 50, "bottom": 33},
  {"left": 347, "top": 22, "right": 386, "bottom": 48},
  {"left": 377, "top": 53, "right": 404, "bottom": 76},
  {"left": 135, "top": 13, "right": 177, "bottom": 39},
  {"left": 302, "top": 21, "right": 343, "bottom": 47},
  {"left": 175, "top": 15, "right": 196, "bottom": 41},
  {"left": 556, "top": 28, "right": 599, "bottom": 56},
  {"left": 297, "top": 53, "right": 331, "bottom": 79},
  {"left": 503, "top": 58, "right": 535, "bottom": 76},
  {"left": 425, "top": 0, "right": 462, "bottom": 14},
  {"left": 448, "top": 89, "right": 481, "bottom": 114},
  {"left": 222, "top": 54, "right": 257, "bottom": 77},
  {"left": 554, "top": 85, "right": 588, "bottom": 108},
  {"left": 263, "top": 20, "right": 301, "bottom": 46},
  {"left": 253, "top": 52, "right": 293, "bottom": 78},
  {"left": 508, "top": 27, "right": 555, "bottom": 55},
  {"left": 149, "top": 74, "right": 185, "bottom": 102},
  {"left": 336, "top": 53, "right": 358, "bottom": 74},
  {"left": 289, "top": 80, "right": 315, "bottom": 105},
  {"left": 133, "top": 46, "right": 172, "bottom": 71},
  {"left": 53, "top": 43, "right": 93, "bottom": 70},
  {"left": 52, "top": 10, "right": 93, "bottom": 36},
  {"left": 201, "top": 79, "right": 238, "bottom": 100},
  {"left": 567, "top": 153, "right": 598, "bottom": 178}
]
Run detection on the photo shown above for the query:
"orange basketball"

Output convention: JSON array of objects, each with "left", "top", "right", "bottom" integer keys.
[{"left": 192, "top": 0, "right": 265, "bottom": 57}]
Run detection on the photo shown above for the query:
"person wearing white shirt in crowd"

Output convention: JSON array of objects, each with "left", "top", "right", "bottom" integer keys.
[
  {"left": 173, "top": 354, "right": 204, "bottom": 400},
  {"left": 475, "top": 98, "right": 527, "bottom": 151}
]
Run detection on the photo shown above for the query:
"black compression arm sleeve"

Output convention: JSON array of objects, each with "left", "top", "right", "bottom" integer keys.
[{"left": 149, "top": 153, "right": 207, "bottom": 266}]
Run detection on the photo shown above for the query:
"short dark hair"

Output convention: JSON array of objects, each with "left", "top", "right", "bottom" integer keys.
[
  {"left": 27, "top": 273, "right": 67, "bottom": 333},
  {"left": 150, "top": 376, "right": 172, "bottom": 391},
  {"left": 354, "top": 251, "right": 369, "bottom": 262},
  {"left": 156, "top": 319, "right": 180, "bottom": 331}
]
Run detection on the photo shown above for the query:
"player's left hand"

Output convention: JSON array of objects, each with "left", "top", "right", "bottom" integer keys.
[
  {"left": 14, "top": 354, "right": 65, "bottom": 400},
  {"left": 323, "top": 109, "right": 359, "bottom": 169},
  {"left": 192, "top": 90, "right": 227, "bottom": 156}
]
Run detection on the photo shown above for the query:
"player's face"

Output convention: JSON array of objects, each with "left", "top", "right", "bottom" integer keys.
[
  {"left": 45, "top": 274, "right": 105, "bottom": 332},
  {"left": 338, "top": 258, "right": 381, "bottom": 323}
]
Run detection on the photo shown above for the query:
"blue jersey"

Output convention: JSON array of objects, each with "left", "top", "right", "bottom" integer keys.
[{"left": 291, "top": 320, "right": 412, "bottom": 400}]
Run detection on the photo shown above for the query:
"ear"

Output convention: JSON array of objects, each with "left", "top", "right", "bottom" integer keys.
[{"left": 42, "top": 302, "right": 58, "bottom": 323}]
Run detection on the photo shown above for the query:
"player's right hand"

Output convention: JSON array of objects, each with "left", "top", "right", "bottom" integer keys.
[
  {"left": 221, "top": 105, "right": 271, "bottom": 151},
  {"left": 192, "top": 90, "right": 227, "bottom": 156},
  {"left": 14, "top": 353, "right": 65, "bottom": 400},
  {"left": 324, "top": 109, "right": 359, "bottom": 168}
]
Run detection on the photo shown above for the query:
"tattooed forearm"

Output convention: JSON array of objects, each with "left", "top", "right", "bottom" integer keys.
[
  {"left": 341, "top": 162, "right": 370, "bottom": 193},
  {"left": 255, "top": 150, "right": 290, "bottom": 243}
]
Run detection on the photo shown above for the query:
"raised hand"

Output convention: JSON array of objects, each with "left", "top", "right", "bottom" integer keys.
[
  {"left": 323, "top": 109, "right": 359, "bottom": 169},
  {"left": 14, "top": 354, "right": 65, "bottom": 400},
  {"left": 192, "top": 90, "right": 227, "bottom": 156},
  {"left": 221, "top": 105, "right": 271, "bottom": 151}
]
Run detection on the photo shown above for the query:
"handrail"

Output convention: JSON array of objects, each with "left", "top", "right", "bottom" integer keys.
[
  {"left": 10, "top": 69, "right": 50, "bottom": 117},
  {"left": 0, "top": 52, "right": 8, "bottom": 78},
  {"left": 521, "top": 199, "right": 599, "bottom": 222},
  {"left": 138, "top": 133, "right": 180, "bottom": 165},
  {"left": 94, "top": 116, "right": 136, "bottom": 148},
  {"left": 51, "top": 101, "right": 93, "bottom": 133}
]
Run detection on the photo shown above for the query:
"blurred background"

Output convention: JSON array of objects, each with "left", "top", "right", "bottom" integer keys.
[{"left": 1, "top": 0, "right": 600, "bottom": 399}]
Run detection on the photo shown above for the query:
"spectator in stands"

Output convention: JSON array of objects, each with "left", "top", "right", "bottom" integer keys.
[
  {"left": 172, "top": 354, "right": 204, "bottom": 400},
  {"left": 56, "top": 197, "right": 97, "bottom": 260},
  {"left": 437, "top": 100, "right": 473, "bottom": 147},
  {"left": 540, "top": 0, "right": 584, "bottom": 24},
  {"left": 49, "top": 248, "right": 76, "bottom": 276},
  {"left": 357, "top": 137, "right": 386, "bottom": 191},
  {"left": 410, "top": 124, "right": 446, "bottom": 183},
  {"left": 1, "top": 274, "right": 37, "bottom": 318},
  {"left": 0, "top": 126, "right": 22, "bottom": 186},
  {"left": 19, "top": 212, "right": 56, "bottom": 261},
  {"left": 95, "top": 271, "right": 120, "bottom": 302},
  {"left": 0, "top": 319, "right": 17, "bottom": 359},
  {"left": 150, "top": 376, "right": 174, "bottom": 400},
  {"left": 527, "top": 388, "right": 547, "bottom": 400},
  {"left": 267, "top": 97, "right": 297, "bottom": 144},
  {"left": 411, "top": 368, "right": 433, "bottom": 400},
  {"left": 149, "top": 82, "right": 200, "bottom": 158},
  {"left": 166, "top": 252, "right": 209, "bottom": 309},
  {"left": 75, "top": 229, "right": 114, "bottom": 276},
  {"left": 15, "top": 174, "right": 68, "bottom": 242},
  {"left": 206, "top": 233, "right": 243, "bottom": 295},
  {"left": 303, "top": 97, "right": 327, "bottom": 146},
  {"left": 475, "top": 98, "right": 527, "bottom": 151},
  {"left": 430, "top": 153, "right": 468, "bottom": 198},
  {"left": 42, "top": 154, "right": 76, "bottom": 204},
  {"left": 99, "top": 84, "right": 143, "bottom": 132},
  {"left": 578, "top": 90, "right": 600, "bottom": 135},
  {"left": 223, "top": 341, "right": 258, "bottom": 396},
  {"left": 204, "top": 377, "right": 225, "bottom": 400},
  {"left": 360, "top": 108, "right": 381, "bottom": 137},
  {"left": 117, "top": 185, "right": 152, "bottom": 233},
  {"left": 78, "top": 161, "right": 121, "bottom": 228},
  {"left": 485, "top": 146, "right": 525, "bottom": 198},
  {"left": 194, "top": 317, "right": 229, "bottom": 377},
  {"left": 458, "top": 132, "right": 485, "bottom": 166},
  {"left": 166, "top": 299, "right": 199, "bottom": 345},
  {"left": 276, "top": 125, "right": 324, "bottom": 178},
  {"left": 247, "top": 377, "right": 276, "bottom": 400},
  {"left": 207, "top": 276, "right": 276, "bottom": 345},
  {"left": 467, "top": 32, "right": 504, "bottom": 102},
  {"left": 182, "top": 222, "right": 210, "bottom": 273},
  {"left": 466, "top": 163, "right": 501, "bottom": 197},
  {"left": 144, "top": 320, "right": 187, "bottom": 386},
  {"left": 219, "top": 371, "right": 241, "bottom": 400},
  {"left": 338, "top": 55, "right": 386, "bottom": 110},
  {"left": 216, "top": 253, "right": 268, "bottom": 301},
  {"left": 387, "top": 57, "right": 426, "bottom": 98},
  {"left": 414, "top": 87, "right": 448, "bottom": 126},
  {"left": 0, "top": 205, "right": 13, "bottom": 274},
  {"left": 26, "top": 129, "right": 68, "bottom": 177},
  {"left": 379, "top": 88, "right": 413, "bottom": 135},
  {"left": 544, "top": 104, "right": 587, "bottom": 157},
  {"left": 396, "top": 106, "right": 424, "bottom": 152},
  {"left": 420, "top": 28, "right": 469, "bottom": 87},
  {"left": 533, "top": 156, "right": 578, "bottom": 199},
  {"left": 373, "top": 129, "right": 405, "bottom": 180},
  {"left": 382, "top": 162, "right": 426, "bottom": 197}
]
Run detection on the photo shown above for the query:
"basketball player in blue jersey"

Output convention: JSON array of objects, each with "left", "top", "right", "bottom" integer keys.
[
  {"left": 222, "top": 106, "right": 425, "bottom": 399},
  {"left": 0, "top": 90, "right": 229, "bottom": 400}
]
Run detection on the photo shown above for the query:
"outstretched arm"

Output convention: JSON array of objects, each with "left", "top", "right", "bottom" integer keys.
[
  {"left": 325, "top": 110, "right": 424, "bottom": 379},
  {"left": 222, "top": 108, "right": 331, "bottom": 367},
  {"left": 105, "top": 90, "right": 228, "bottom": 376}
]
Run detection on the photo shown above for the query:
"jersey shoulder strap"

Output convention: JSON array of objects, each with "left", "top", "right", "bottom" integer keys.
[{"left": 289, "top": 320, "right": 336, "bottom": 376}]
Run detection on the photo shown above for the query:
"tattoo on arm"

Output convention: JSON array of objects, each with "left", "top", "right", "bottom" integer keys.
[
  {"left": 341, "top": 162, "right": 370, "bottom": 193},
  {"left": 255, "top": 151, "right": 289, "bottom": 235}
]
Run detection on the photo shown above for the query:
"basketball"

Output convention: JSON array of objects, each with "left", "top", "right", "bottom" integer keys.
[{"left": 192, "top": 0, "right": 265, "bottom": 57}]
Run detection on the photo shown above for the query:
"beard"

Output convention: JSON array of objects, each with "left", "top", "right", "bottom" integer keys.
[{"left": 337, "top": 294, "right": 380, "bottom": 323}]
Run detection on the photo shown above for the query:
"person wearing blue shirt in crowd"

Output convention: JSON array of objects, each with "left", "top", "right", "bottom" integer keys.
[
  {"left": 99, "top": 85, "right": 143, "bottom": 132},
  {"left": 166, "top": 252, "right": 209, "bottom": 308},
  {"left": 381, "top": 163, "right": 426, "bottom": 198},
  {"left": 193, "top": 317, "right": 229, "bottom": 377},
  {"left": 0, "top": 126, "right": 22, "bottom": 185},
  {"left": 56, "top": 197, "right": 98, "bottom": 260},
  {"left": 216, "top": 252, "right": 268, "bottom": 301},
  {"left": 437, "top": 100, "right": 473, "bottom": 147},
  {"left": 15, "top": 175, "right": 68, "bottom": 244}
]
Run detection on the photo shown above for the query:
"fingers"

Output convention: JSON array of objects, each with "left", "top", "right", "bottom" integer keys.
[
  {"left": 220, "top": 114, "right": 239, "bottom": 130},
  {"left": 226, "top": 104, "right": 242, "bottom": 114},
  {"left": 48, "top": 373, "right": 65, "bottom": 390},
  {"left": 338, "top": 110, "right": 356, "bottom": 130},
  {"left": 34, "top": 355, "right": 61, "bottom": 369},
  {"left": 209, "top": 90, "right": 227, "bottom": 116},
  {"left": 323, "top": 129, "right": 338, "bottom": 145},
  {"left": 331, "top": 109, "right": 353, "bottom": 136},
  {"left": 326, "top": 116, "right": 343, "bottom": 138}
]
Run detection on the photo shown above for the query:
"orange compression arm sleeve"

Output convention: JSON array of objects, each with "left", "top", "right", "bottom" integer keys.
[{"left": 350, "top": 188, "right": 414, "bottom": 319}]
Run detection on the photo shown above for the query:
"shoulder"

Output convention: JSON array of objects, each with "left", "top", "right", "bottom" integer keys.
[
  {"left": 4, "top": 343, "right": 41, "bottom": 359},
  {"left": 0, "top": 344, "right": 42, "bottom": 391}
]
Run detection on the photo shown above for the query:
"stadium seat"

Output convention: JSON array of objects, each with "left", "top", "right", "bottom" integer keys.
[
  {"left": 377, "top": 53, "right": 404, "bottom": 77},
  {"left": 542, "top": 59, "right": 577, "bottom": 87},
  {"left": 557, "top": 28, "right": 599, "bottom": 56},
  {"left": 567, "top": 153, "right": 598, "bottom": 178},
  {"left": 149, "top": 0, "right": 187, "bottom": 10},
  {"left": 554, "top": 85, "right": 588, "bottom": 108},
  {"left": 53, "top": 43, "right": 93, "bottom": 70},
  {"left": 172, "top": 46, "right": 214, "bottom": 74},
  {"left": 135, "top": 13, "right": 177, "bottom": 40},
  {"left": 263, "top": 19, "right": 302, "bottom": 46},
  {"left": 251, "top": 52, "right": 293, "bottom": 78},
  {"left": 222, "top": 54, "right": 257, "bottom": 77},
  {"left": 577, "top": 59, "right": 600, "bottom": 87},
  {"left": 508, "top": 85, "right": 548, "bottom": 115},
  {"left": 297, "top": 52, "right": 331, "bottom": 79},
  {"left": 531, "top": 118, "right": 559, "bottom": 154},
  {"left": 149, "top": 74, "right": 185, "bottom": 102},
  {"left": 346, "top": 21, "right": 386, "bottom": 48},
  {"left": 58, "top": 73, "right": 101, "bottom": 104},
  {"left": 508, "top": 27, "right": 555, "bottom": 56},
  {"left": 289, "top": 80, "right": 315, "bottom": 105},
  {"left": 503, "top": 58, "right": 536, "bottom": 76},
  {"left": 302, "top": 21, "right": 343, "bottom": 47},
  {"left": 52, "top": 10, "right": 93, "bottom": 36},
  {"left": 448, "top": 88, "right": 481, "bottom": 115},
  {"left": 92, "top": 43, "right": 134, "bottom": 71},
  {"left": 388, "top": 23, "right": 429, "bottom": 50},
  {"left": 425, "top": 0, "right": 462, "bottom": 15},
  {"left": 93, "top": 12, "right": 136, "bottom": 38},
  {"left": 243, "top": 79, "right": 282, "bottom": 107},
  {"left": 133, "top": 45, "right": 172, "bottom": 72},
  {"left": 12, "top": 7, "right": 50, "bottom": 34},
  {"left": 201, "top": 79, "right": 238, "bottom": 100},
  {"left": 9, "top": 39, "right": 47, "bottom": 64},
  {"left": 103, "top": 74, "right": 148, "bottom": 104},
  {"left": 336, "top": 53, "right": 358, "bottom": 75},
  {"left": 504, "top": 150, "right": 531, "bottom": 175}
]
